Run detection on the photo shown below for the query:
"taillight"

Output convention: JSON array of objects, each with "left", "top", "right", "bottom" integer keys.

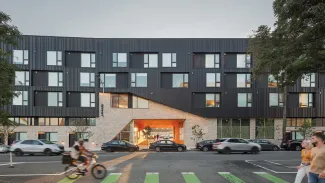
[
  {"left": 101, "top": 144, "right": 104, "bottom": 147},
  {"left": 216, "top": 142, "right": 221, "bottom": 145}
]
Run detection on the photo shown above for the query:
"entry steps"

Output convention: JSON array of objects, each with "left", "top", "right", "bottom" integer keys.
[{"left": 58, "top": 171, "right": 290, "bottom": 183}]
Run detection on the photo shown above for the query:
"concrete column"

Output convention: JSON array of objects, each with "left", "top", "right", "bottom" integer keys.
[
  {"left": 174, "top": 121, "right": 180, "bottom": 143},
  {"left": 274, "top": 119, "right": 283, "bottom": 141},
  {"left": 250, "top": 118, "right": 256, "bottom": 139},
  {"left": 129, "top": 120, "right": 134, "bottom": 144}
]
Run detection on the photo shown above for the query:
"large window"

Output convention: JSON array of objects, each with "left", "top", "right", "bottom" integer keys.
[
  {"left": 131, "top": 73, "right": 147, "bottom": 87},
  {"left": 301, "top": 73, "right": 316, "bottom": 87},
  {"left": 255, "top": 119, "right": 274, "bottom": 139},
  {"left": 237, "top": 93, "right": 252, "bottom": 107},
  {"left": 144, "top": 54, "right": 158, "bottom": 68},
  {"left": 38, "top": 118, "right": 64, "bottom": 126},
  {"left": 291, "top": 131, "right": 304, "bottom": 140},
  {"left": 81, "top": 93, "right": 95, "bottom": 107},
  {"left": 113, "top": 53, "right": 127, "bottom": 67},
  {"left": 80, "top": 72, "right": 95, "bottom": 87},
  {"left": 268, "top": 74, "right": 278, "bottom": 88},
  {"left": 13, "top": 91, "right": 28, "bottom": 106},
  {"left": 99, "top": 73, "right": 116, "bottom": 88},
  {"left": 15, "top": 71, "right": 29, "bottom": 86},
  {"left": 205, "top": 93, "right": 220, "bottom": 107},
  {"left": 237, "top": 54, "right": 251, "bottom": 68},
  {"left": 47, "top": 51, "right": 62, "bottom": 66},
  {"left": 132, "top": 96, "right": 149, "bottom": 108},
  {"left": 48, "top": 92, "right": 63, "bottom": 107},
  {"left": 287, "top": 118, "right": 312, "bottom": 127},
  {"left": 48, "top": 72, "right": 63, "bottom": 87},
  {"left": 38, "top": 132, "right": 58, "bottom": 142},
  {"left": 15, "top": 132, "right": 27, "bottom": 140},
  {"left": 81, "top": 53, "right": 95, "bottom": 68},
  {"left": 13, "top": 50, "right": 28, "bottom": 65},
  {"left": 313, "top": 118, "right": 325, "bottom": 127},
  {"left": 206, "top": 73, "right": 220, "bottom": 87},
  {"left": 237, "top": 74, "right": 251, "bottom": 88},
  {"left": 111, "top": 94, "right": 128, "bottom": 108},
  {"left": 299, "top": 93, "right": 313, "bottom": 108},
  {"left": 9, "top": 117, "right": 33, "bottom": 126},
  {"left": 205, "top": 54, "right": 220, "bottom": 68},
  {"left": 68, "top": 118, "right": 96, "bottom": 126},
  {"left": 172, "top": 74, "right": 188, "bottom": 88},
  {"left": 162, "top": 53, "right": 176, "bottom": 67},
  {"left": 269, "top": 93, "right": 283, "bottom": 107},
  {"left": 217, "top": 119, "right": 250, "bottom": 139},
  {"left": 76, "top": 132, "right": 89, "bottom": 142}
]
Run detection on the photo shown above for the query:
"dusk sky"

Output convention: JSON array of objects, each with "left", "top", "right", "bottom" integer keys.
[{"left": 1, "top": 0, "right": 275, "bottom": 38}]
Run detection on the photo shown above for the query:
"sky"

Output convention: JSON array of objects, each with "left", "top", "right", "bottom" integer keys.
[{"left": 0, "top": 0, "right": 275, "bottom": 38}]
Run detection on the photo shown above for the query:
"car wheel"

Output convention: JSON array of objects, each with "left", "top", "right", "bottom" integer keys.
[
  {"left": 44, "top": 149, "right": 52, "bottom": 156},
  {"left": 223, "top": 147, "right": 231, "bottom": 154},
  {"left": 251, "top": 146, "right": 260, "bottom": 154},
  {"left": 202, "top": 146, "right": 209, "bottom": 152},
  {"left": 177, "top": 147, "right": 184, "bottom": 152},
  {"left": 105, "top": 148, "right": 112, "bottom": 152},
  {"left": 15, "top": 149, "right": 23, "bottom": 156},
  {"left": 273, "top": 146, "right": 279, "bottom": 151},
  {"left": 155, "top": 147, "right": 160, "bottom": 152},
  {"left": 295, "top": 145, "right": 302, "bottom": 151}
]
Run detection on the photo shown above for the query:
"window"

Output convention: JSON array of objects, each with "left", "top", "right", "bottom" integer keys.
[
  {"left": 301, "top": 73, "right": 316, "bottom": 87},
  {"left": 80, "top": 72, "right": 95, "bottom": 87},
  {"left": 13, "top": 91, "right": 28, "bottom": 106},
  {"left": 206, "top": 73, "right": 220, "bottom": 87},
  {"left": 132, "top": 96, "right": 149, "bottom": 108},
  {"left": 313, "top": 118, "right": 325, "bottom": 127},
  {"left": 162, "top": 53, "right": 176, "bottom": 67},
  {"left": 144, "top": 54, "right": 158, "bottom": 68},
  {"left": 205, "top": 54, "right": 219, "bottom": 68},
  {"left": 39, "top": 132, "right": 58, "bottom": 142},
  {"left": 291, "top": 131, "right": 304, "bottom": 140},
  {"left": 287, "top": 118, "right": 312, "bottom": 127},
  {"left": 47, "top": 51, "right": 62, "bottom": 66},
  {"left": 38, "top": 118, "right": 64, "bottom": 126},
  {"left": 99, "top": 73, "right": 116, "bottom": 88},
  {"left": 237, "top": 74, "right": 251, "bottom": 88},
  {"left": 299, "top": 93, "right": 313, "bottom": 108},
  {"left": 237, "top": 93, "right": 252, "bottom": 107},
  {"left": 8, "top": 117, "right": 33, "bottom": 126},
  {"left": 76, "top": 132, "right": 89, "bottom": 142},
  {"left": 48, "top": 72, "right": 63, "bottom": 87},
  {"left": 48, "top": 92, "right": 63, "bottom": 107},
  {"left": 113, "top": 53, "right": 127, "bottom": 67},
  {"left": 269, "top": 93, "right": 283, "bottom": 107},
  {"left": 217, "top": 119, "right": 250, "bottom": 139},
  {"left": 15, "top": 132, "right": 27, "bottom": 140},
  {"left": 81, "top": 53, "right": 95, "bottom": 68},
  {"left": 15, "top": 71, "right": 29, "bottom": 86},
  {"left": 255, "top": 119, "right": 274, "bottom": 139},
  {"left": 205, "top": 94, "right": 220, "bottom": 107},
  {"left": 172, "top": 74, "right": 188, "bottom": 88},
  {"left": 237, "top": 54, "right": 251, "bottom": 68},
  {"left": 81, "top": 93, "right": 95, "bottom": 107},
  {"left": 68, "top": 118, "right": 95, "bottom": 126},
  {"left": 111, "top": 94, "right": 128, "bottom": 108},
  {"left": 13, "top": 50, "right": 28, "bottom": 65},
  {"left": 131, "top": 73, "right": 147, "bottom": 87},
  {"left": 268, "top": 74, "right": 278, "bottom": 88}
]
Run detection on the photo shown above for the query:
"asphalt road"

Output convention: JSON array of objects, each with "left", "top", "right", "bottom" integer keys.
[{"left": 0, "top": 150, "right": 305, "bottom": 183}]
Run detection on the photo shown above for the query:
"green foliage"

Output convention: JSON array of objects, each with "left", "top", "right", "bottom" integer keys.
[
  {"left": 191, "top": 124, "right": 205, "bottom": 144},
  {"left": 142, "top": 126, "right": 152, "bottom": 139},
  {"left": 297, "top": 119, "right": 314, "bottom": 139}
]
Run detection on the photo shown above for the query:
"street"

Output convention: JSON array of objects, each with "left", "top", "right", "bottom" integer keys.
[{"left": 0, "top": 150, "right": 305, "bottom": 183}]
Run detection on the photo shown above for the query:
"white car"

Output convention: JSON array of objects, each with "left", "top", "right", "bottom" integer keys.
[
  {"left": 212, "top": 138, "right": 261, "bottom": 154},
  {"left": 10, "top": 139, "right": 64, "bottom": 156},
  {"left": 0, "top": 145, "right": 9, "bottom": 153}
]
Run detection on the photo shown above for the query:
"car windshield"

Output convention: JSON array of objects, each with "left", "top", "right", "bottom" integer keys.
[{"left": 40, "top": 140, "right": 54, "bottom": 144}]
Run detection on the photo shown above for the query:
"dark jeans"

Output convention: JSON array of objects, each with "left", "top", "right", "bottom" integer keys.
[
  {"left": 78, "top": 155, "right": 87, "bottom": 165},
  {"left": 309, "top": 172, "right": 325, "bottom": 183}
]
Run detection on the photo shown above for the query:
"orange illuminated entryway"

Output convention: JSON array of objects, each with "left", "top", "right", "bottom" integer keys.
[{"left": 134, "top": 119, "right": 184, "bottom": 145}]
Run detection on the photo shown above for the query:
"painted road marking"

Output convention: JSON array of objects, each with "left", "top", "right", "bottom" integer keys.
[
  {"left": 254, "top": 172, "right": 289, "bottom": 183},
  {"left": 182, "top": 172, "right": 201, "bottom": 183},
  {"left": 245, "top": 160, "right": 296, "bottom": 174},
  {"left": 101, "top": 173, "right": 122, "bottom": 183},
  {"left": 264, "top": 160, "right": 295, "bottom": 169},
  {"left": 218, "top": 172, "right": 245, "bottom": 183},
  {"left": 144, "top": 172, "right": 159, "bottom": 183}
]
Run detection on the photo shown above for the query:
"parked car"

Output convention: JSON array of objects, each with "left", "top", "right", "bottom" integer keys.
[
  {"left": 0, "top": 144, "right": 10, "bottom": 153},
  {"left": 101, "top": 140, "right": 139, "bottom": 152},
  {"left": 196, "top": 140, "right": 215, "bottom": 152},
  {"left": 10, "top": 139, "right": 64, "bottom": 156},
  {"left": 149, "top": 140, "right": 186, "bottom": 152},
  {"left": 280, "top": 139, "right": 303, "bottom": 151},
  {"left": 248, "top": 139, "right": 280, "bottom": 151},
  {"left": 212, "top": 138, "right": 261, "bottom": 154}
]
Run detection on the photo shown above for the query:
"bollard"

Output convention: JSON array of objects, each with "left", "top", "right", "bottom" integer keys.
[{"left": 9, "top": 152, "right": 14, "bottom": 168}]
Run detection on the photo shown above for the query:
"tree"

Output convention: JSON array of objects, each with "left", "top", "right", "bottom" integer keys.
[
  {"left": 297, "top": 119, "right": 314, "bottom": 139},
  {"left": 248, "top": 1, "right": 325, "bottom": 141},
  {"left": 68, "top": 120, "right": 94, "bottom": 142},
  {"left": 191, "top": 125, "right": 205, "bottom": 145},
  {"left": 255, "top": 118, "right": 275, "bottom": 139},
  {"left": 142, "top": 126, "right": 152, "bottom": 149},
  {"left": 0, "top": 11, "right": 21, "bottom": 145}
]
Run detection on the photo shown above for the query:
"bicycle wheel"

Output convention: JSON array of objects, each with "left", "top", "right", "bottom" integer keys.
[
  {"left": 91, "top": 164, "right": 107, "bottom": 179},
  {"left": 64, "top": 165, "right": 80, "bottom": 179}
]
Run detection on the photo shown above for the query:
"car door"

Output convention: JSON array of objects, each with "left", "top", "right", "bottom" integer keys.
[
  {"left": 32, "top": 140, "right": 44, "bottom": 153},
  {"left": 20, "top": 140, "right": 33, "bottom": 152},
  {"left": 118, "top": 141, "right": 128, "bottom": 151},
  {"left": 166, "top": 140, "right": 176, "bottom": 151},
  {"left": 110, "top": 140, "right": 120, "bottom": 151},
  {"left": 238, "top": 139, "right": 251, "bottom": 151},
  {"left": 157, "top": 140, "right": 168, "bottom": 150},
  {"left": 260, "top": 140, "right": 271, "bottom": 150},
  {"left": 227, "top": 139, "right": 242, "bottom": 151}
]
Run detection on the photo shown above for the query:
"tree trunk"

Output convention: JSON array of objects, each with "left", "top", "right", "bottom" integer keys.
[
  {"left": 282, "top": 86, "right": 287, "bottom": 142},
  {"left": 3, "top": 130, "right": 8, "bottom": 145}
]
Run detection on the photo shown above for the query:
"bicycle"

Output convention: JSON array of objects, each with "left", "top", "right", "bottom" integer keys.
[{"left": 62, "top": 153, "right": 107, "bottom": 179}]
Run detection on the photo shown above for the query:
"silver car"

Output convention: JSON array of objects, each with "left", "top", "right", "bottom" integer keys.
[
  {"left": 212, "top": 138, "right": 261, "bottom": 154},
  {"left": 10, "top": 139, "right": 64, "bottom": 156},
  {"left": 0, "top": 145, "right": 10, "bottom": 153}
]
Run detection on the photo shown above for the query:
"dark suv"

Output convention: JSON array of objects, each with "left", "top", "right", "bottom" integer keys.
[{"left": 281, "top": 139, "right": 303, "bottom": 151}]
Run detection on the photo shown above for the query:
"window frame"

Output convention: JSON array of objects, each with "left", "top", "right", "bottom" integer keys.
[
  {"left": 48, "top": 92, "right": 63, "bottom": 107},
  {"left": 255, "top": 119, "right": 275, "bottom": 139},
  {"left": 301, "top": 73, "right": 316, "bottom": 87},
  {"left": 47, "top": 51, "right": 62, "bottom": 66},
  {"left": 236, "top": 54, "right": 251, "bottom": 68},
  {"left": 144, "top": 53, "right": 158, "bottom": 68},
  {"left": 80, "top": 93, "right": 95, "bottom": 107},
  {"left": 269, "top": 93, "right": 284, "bottom": 107},
  {"left": 299, "top": 93, "right": 313, "bottom": 108},
  {"left": 111, "top": 94, "right": 129, "bottom": 108},
  {"left": 205, "top": 93, "right": 220, "bottom": 107},
  {"left": 162, "top": 53, "right": 177, "bottom": 67},
  {"left": 13, "top": 91, "right": 28, "bottom": 106},
  {"left": 13, "top": 50, "right": 28, "bottom": 65},
  {"left": 131, "top": 73, "right": 147, "bottom": 87},
  {"left": 99, "top": 73, "right": 116, "bottom": 88},
  {"left": 172, "top": 73, "right": 189, "bottom": 88},
  {"left": 80, "top": 72, "right": 95, "bottom": 87},
  {"left": 205, "top": 54, "right": 220, "bottom": 68},
  {"left": 268, "top": 74, "right": 278, "bottom": 88},
  {"left": 48, "top": 72, "right": 63, "bottom": 87},
  {"left": 237, "top": 74, "right": 251, "bottom": 88},
  {"left": 81, "top": 53, "right": 96, "bottom": 68},
  {"left": 15, "top": 71, "right": 29, "bottom": 86},
  {"left": 112, "top": 53, "right": 127, "bottom": 67},
  {"left": 237, "top": 93, "right": 252, "bottom": 107},
  {"left": 206, "top": 73, "right": 221, "bottom": 87},
  {"left": 132, "top": 96, "right": 149, "bottom": 109}
]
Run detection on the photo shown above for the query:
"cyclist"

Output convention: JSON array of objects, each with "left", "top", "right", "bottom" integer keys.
[{"left": 70, "top": 139, "right": 93, "bottom": 172}]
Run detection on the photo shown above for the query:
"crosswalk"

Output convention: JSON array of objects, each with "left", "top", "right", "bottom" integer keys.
[{"left": 58, "top": 171, "right": 291, "bottom": 183}]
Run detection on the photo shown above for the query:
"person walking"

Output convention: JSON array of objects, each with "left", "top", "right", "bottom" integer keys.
[
  {"left": 309, "top": 133, "right": 325, "bottom": 183},
  {"left": 294, "top": 139, "right": 313, "bottom": 183}
]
